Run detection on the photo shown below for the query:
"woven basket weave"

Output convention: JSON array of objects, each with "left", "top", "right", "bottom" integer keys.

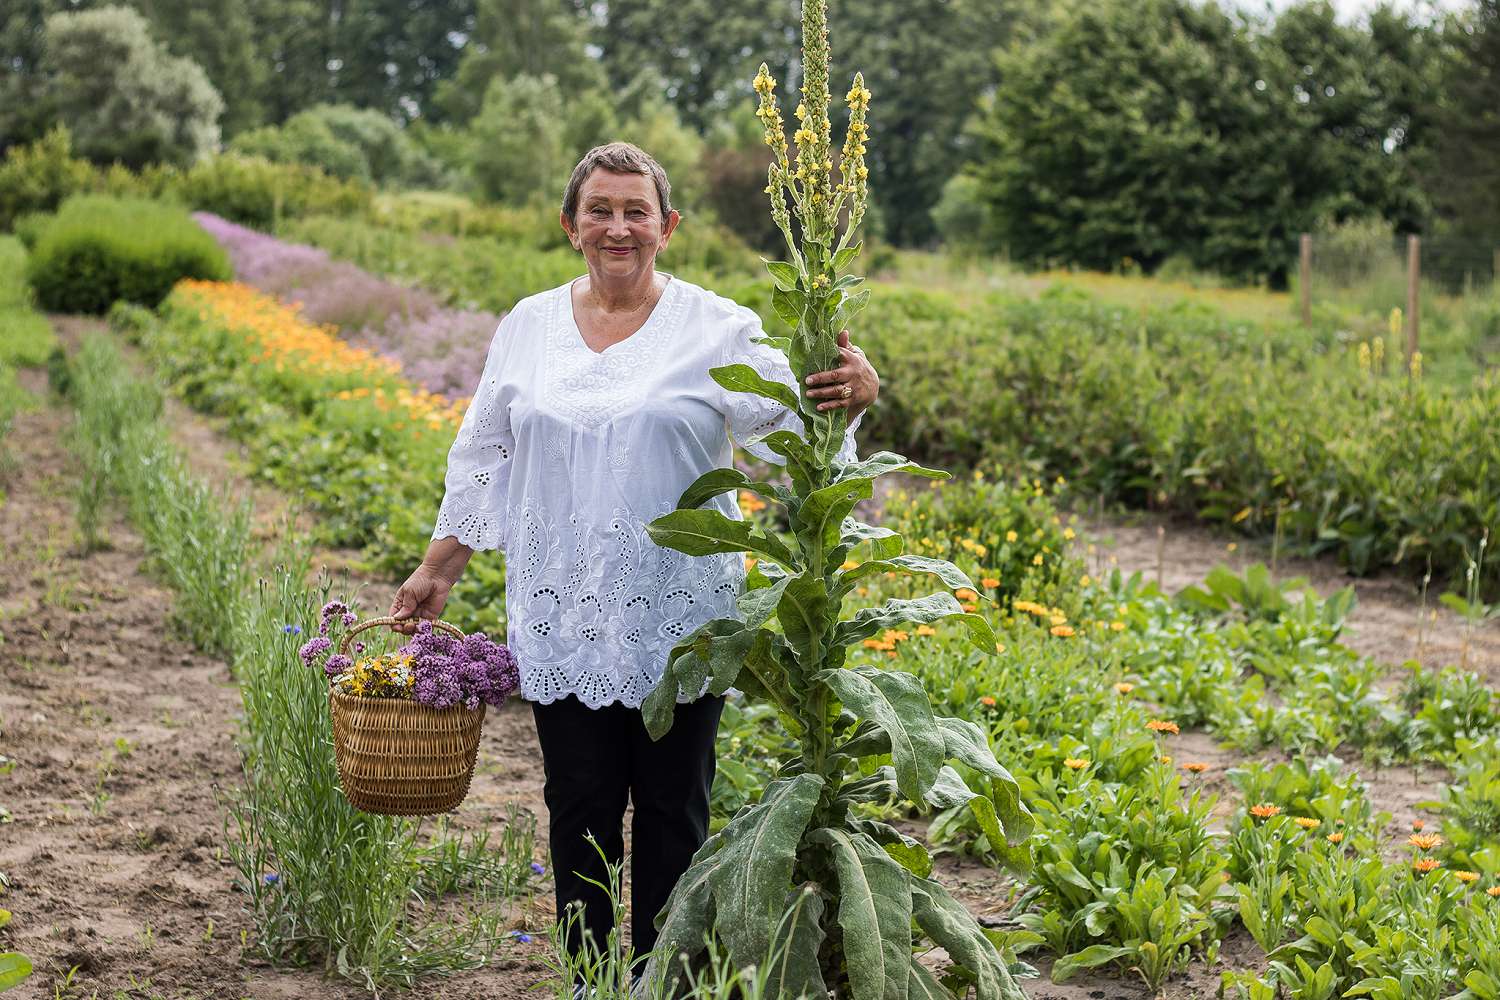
[{"left": 329, "top": 616, "right": 486, "bottom": 816}]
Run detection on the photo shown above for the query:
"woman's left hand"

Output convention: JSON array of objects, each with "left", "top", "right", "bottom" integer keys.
[{"left": 804, "top": 329, "right": 879, "bottom": 417}]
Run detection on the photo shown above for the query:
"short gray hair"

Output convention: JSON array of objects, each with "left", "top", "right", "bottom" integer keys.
[{"left": 562, "top": 142, "right": 673, "bottom": 224}]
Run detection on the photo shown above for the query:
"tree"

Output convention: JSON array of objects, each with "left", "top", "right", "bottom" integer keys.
[
  {"left": 1422, "top": 0, "right": 1500, "bottom": 243},
  {"left": 466, "top": 73, "right": 568, "bottom": 204},
  {"left": 131, "top": 0, "right": 267, "bottom": 138},
  {"left": 431, "top": 0, "right": 601, "bottom": 125},
  {"left": 42, "top": 5, "right": 223, "bottom": 169}
]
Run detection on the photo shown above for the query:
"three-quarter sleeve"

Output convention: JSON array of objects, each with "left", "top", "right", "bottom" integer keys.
[
  {"left": 431, "top": 307, "right": 521, "bottom": 551},
  {"left": 718, "top": 316, "right": 862, "bottom": 466}
]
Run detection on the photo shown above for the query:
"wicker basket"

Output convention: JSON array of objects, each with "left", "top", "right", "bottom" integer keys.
[{"left": 329, "top": 616, "right": 486, "bottom": 816}]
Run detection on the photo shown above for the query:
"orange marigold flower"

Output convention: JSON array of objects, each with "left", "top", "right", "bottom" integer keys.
[
  {"left": 1113, "top": 682, "right": 1135, "bottom": 695},
  {"left": 1249, "top": 804, "right": 1281, "bottom": 820},
  {"left": 915, "top": 625, "right": 937, "bottom": 636},
  {"left": 1409, "top": 833, "right": 1443, "bottom": 851},
  {"left": 1181, "top": 762, "right": 1210, "bottom": 773},
  {"left": 1413, "top": 858, "right": 1441, "bottom": 874},
  {"left": 960, "top": 602, "right": 978, "bottom": 613},
  {"left": 1294, "top": 817, "right": 1320, "bottom": 830},
  {"left": 1327, "top": 832, "right": 1345, "bottom": 844},
  {"left": 1110, "top": 621, "right": 1126, "bottom": 631},
  {"left": 1412, "top": 819, "right": 1425, "bottom": 832},
  {"left": 1050, "top": 624, "right": 1075, "bottom": 637},
  {"left": 981, "top": 577, "right": 1000, "bottom": 588},
  {"left": 979, "top": 696, "right": 997, "bottom": 707},
  {"left": 1049, "top": 614, "right": 1068, "bottom": 626},
  {"left": 1146, "top": 720, "right": 1179, "bottom": 735},
  {"left": 1063, "top": 758, "right": 1089, "bottom": 770},
  {"left": 1488, "top": 886, "right": 1500, "bottom": 898},
  {"left": 955, "top": 588, "right": 978, "bottom": 602},
  {"left": 1454, "top": 870, "right": 1479, "bottom": 884},
  {"left": 861, "top": 639, "right": 884, "bottom": 649}
]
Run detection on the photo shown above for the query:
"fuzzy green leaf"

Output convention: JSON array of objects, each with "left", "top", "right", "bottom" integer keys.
[
  {"left": 710, "top": 363, "right": 802, "bottom": 412},
  {"left": 832, "top": 242, "right": 862, "bottom": 272},
  {"left": 800, "top": 475, "right": 875, "bottom": 549},
  {"left": 766, "top": 887, "right": 827, "bottom": 1000},
  {"left": 647, "top": 508, "right": 797, "bottom": 568},
  {"left": 765, "top": 260, "right": 802, "bottom": 291},
  {"left": 834, "top": 593, "right": 995, "bottom": 652},
  {"left": 910, "top": 879, "right": 1027, "bottom": 1000},
  {"left": 777, "top": 573, "right": 831, "bottom": 664},
  {"left": 809, "top": 828, "right": 913, "bottom": 1000},
  {"left": 738, "top": 576, "right": 791, "bottom": 628},
  {"left": 772, "top": 285, "right": 806, "bottom": 327},
  {"left": 763, "top": 430, "right": 820, "bottom": 497},
  {"left": 935, "top": 716, "right": 1035, "bottom": 845},
  {"left": 837, "top": 451, "right": 949, "bottom": 483},
  {"left": 642, "top": 621, "right": 770, "bottom": 739},
  {"left": 907, "top": 959, "right": 948, "bottom": 1000},
  {"left": 1050, "top": 945, "right": 1132, "bottom": 983},
  {"left": 677, "top": 467, "right": 791, "bottom": 510},
  {"left": 837, "top": 555, "right": 978, "bottom": 596},
  {"left": 842, "top": 516, "right": 905, "bottom": 559},
  {"left": 817, "top": 667, "right": 943, "bottom": 801}
]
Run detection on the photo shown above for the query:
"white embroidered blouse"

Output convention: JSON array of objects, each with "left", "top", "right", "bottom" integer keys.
[{"left": 430, "top": 273, "right": 861, "bottom": 709}]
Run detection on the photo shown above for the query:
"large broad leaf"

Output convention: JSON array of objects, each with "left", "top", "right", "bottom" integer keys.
[
  {"left": 0, "top": 951, "right": 32, "bottom": 990},
  {"left": 799, "top": 475, "right": 875, "bottom": 550},
  {"left": 935, "top": 716, "right": 1035, "bottom": 846},
  {"left": 706, "top": 774, "right": 825, "bottom": 972},
  {"left": 809, "top": 828, "right": 913, "bottom": 1000},
  {"left": 711, "top": 363, "right": 802, "bottom": 413},
  {"left": 646, "top": 774, "right": 824, "bottom": 986},
  {"left": 641, "top": 621, "right": 766, "bottom": 739},
  {"left": 738, "top": 575, "right": 791, "bottom": 628},
  {"left": 765, "top": 886, "right": 827, "bottom": 1000},
  {"left": 677, "top": 467, "right": 792, "bottom": 510},
  {"left": 836, "top": 451, "right": 949, "bottom": 484},
  {"left": 817, "top": 667, "right": 943, "bottom": 801},
  {"left": 834, "top": 593, "right": 996, "bottom": 653},
  {"left": 764, "top": 259, "right": 802, "bottom": 291},
  {"left": 920, "top": 766, "right": 1030, "bottom": 875},
  {"left": 837, "top": 555, "right": 977, "bottom": 597},
  {"left": 763, "top": 430, "right": 820, "bottom": 498},
  {"left": 907, "top": 958, "right": 948, "bottom": 1000},
  {"left": 1050, "top": 945, "right": 1131, "bottom": 983},
  {"left": 848, "top": 818, "right": 934, "bottom": 879},
  {"left": 841, "top": 516, "right": 904, "bottom": 560},
  {"left": 647, "top": 508, "right": 797, "bottom": 569},
  {"left": 777, "top": 573, "right": 831, "bottom": 665},
  {"left": 910, "top": 879, "right": 1027, "bottom": 1000}
]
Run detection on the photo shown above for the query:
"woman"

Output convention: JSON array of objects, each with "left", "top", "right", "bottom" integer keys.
[{"left": 389, "top": 141, "right": 879, "bottom": 974}]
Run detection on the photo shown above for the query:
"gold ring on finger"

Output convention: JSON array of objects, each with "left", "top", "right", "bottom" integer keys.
[{"left": 839, "top": 384, "right": 853, "bottom": 399}]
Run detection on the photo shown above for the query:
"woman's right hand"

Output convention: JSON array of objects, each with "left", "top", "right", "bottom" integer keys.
[{"left": 389, "top": 565, "right": 454, "bottom": 636}]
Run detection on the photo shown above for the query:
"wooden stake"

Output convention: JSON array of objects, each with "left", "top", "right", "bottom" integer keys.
[
  {"left": 1155, "top": 524, "right": 1165, "bottom": 590},
  {"left": 1406, "top": 234, "right": 1420, "bottom": 373},
  {"left": 1299, "top": 232, "right": 1312, "bottom": 327}
]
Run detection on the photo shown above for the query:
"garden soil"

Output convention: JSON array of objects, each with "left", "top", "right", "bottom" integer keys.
[{"left": 2, "top": 320, "right": 1495, "bottom": 999}]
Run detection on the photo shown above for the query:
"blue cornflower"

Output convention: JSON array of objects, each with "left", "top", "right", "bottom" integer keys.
[
  {"left": 530, "top": 861, "right": 545, "bottom": 875},
  {"left": 508, "top": 930, "right": 532, "bottom": 943},
  {"left": 264, "top": 872, "right": 280, "bottom": 885},
  {"left": 282, "top": 624, "right": 301, "bottom": 635}
]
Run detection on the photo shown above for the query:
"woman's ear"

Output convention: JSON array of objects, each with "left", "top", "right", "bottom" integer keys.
[
  {"left": 658, "top": 209, "right": 682, "bottom": 250},
  {"left": 559, "top": 210, "right": 580, "bottom": 249}
]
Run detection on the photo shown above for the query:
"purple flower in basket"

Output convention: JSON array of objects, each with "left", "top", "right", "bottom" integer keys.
[
  {"left": 324, "top": 653, "right": 353, "bottom": 679},
  {"left": 298, "top": 636, "right": 332, "bottom": 668}
]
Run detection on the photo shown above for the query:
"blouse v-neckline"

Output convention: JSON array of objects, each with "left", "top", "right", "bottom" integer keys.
[{"left": 567, "top": 273, "right": 678, "bottom": 356}]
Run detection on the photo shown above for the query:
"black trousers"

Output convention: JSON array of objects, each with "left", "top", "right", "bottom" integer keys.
[{"left": 531, "top": 693, "right": 724, "bottom": 966}]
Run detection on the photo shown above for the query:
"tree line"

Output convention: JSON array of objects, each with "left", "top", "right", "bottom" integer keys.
[{"left": 1, "top": 0, "right": 1495, "bottom": 283}]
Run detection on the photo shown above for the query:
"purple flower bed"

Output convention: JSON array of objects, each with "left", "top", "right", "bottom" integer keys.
[{"left": 192, "top": 212, "right": 501, "bottom": 400}]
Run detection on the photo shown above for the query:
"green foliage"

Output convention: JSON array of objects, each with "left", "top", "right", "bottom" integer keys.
[
  {"left": 967, "top": 0, "right": 1442, "bottom": 283},
  {"left": 24, "top": 194, "right": 230, "bottom": 314},
  {"left": 41, "top": 5, "right": 224, "bottom": 170},
  {"left": 0, "top": 126, "right": 95, "bottom": 231},
  {"left": 176, "top": 154, "right": 373, "bottom": 229},
  {"left": 231, "top": 103, "right": 450, "bottom": 188}
]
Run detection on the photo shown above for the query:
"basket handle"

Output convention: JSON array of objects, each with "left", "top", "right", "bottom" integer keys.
[{"left": 339, "top": 616, "right": 465, "bottom": 657}]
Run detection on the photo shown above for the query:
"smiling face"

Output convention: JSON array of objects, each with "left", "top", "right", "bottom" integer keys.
[{"left": 560, "top": 168, "right": 680, "bottom": 286}]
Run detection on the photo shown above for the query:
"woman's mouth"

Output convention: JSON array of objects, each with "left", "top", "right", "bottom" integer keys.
[{"left": 603, "top": 246, "right": 634, "bottom": 256}]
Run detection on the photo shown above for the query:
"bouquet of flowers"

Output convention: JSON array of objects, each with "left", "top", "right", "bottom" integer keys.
[{"left": 301, "top": 602, "right": 520, "bottom": 710}]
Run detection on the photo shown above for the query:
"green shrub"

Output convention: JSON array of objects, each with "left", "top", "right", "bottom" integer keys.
[
  {"left": 25, "top": 195, "right": 230, "bottom": 313},
  {"left": 175, "top": 154, "right": 372, "bottom": 229},
  {"left": 0, "top": 125, "right": 96, "bottom": 231}
]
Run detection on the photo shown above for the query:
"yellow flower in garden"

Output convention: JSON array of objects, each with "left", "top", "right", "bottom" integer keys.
[
  {"left": 1181, "top": 762, "right": 1209, "bottom": 774},
  {"left": 1006, "top": 530, "right": 1018, "bottom": 543},
  {"left": 1488, "top": 886, "right": 1500, "bottom": 898},
  {"left": 1327, "top": 832, "right": 1345, "bottom": 844},
  {"left": 884, "top": 629, "right": 909, "bottom": 643},
  {"left": 862, "top": 639, "right": 884, "bottom": 649},
  {"left": 1063, "top": 527, "right": 1075, "bottom": 540},
  {"left": 1413, "top": 858, "right": 1441, "bottom": 874},
  {"left": 1050, "top": 624, "right": 1074, "bottom": 637},
  {"left": 1113, "top": 682, "right": 1135, "bottom": 695},
  {"left": 1063, "top": 758, "right": 1089, "bottom": 770},
  {"left": 981, "top": 577, "right": 1000, "bottom": 588},
  {"left": 1249, "top": 804, "right": 1281, "bottom": 820},
  {"left": 1146, "top": 719, "right": 1179, "bottom": 735},
  {"left": 1294, "top": 817, "right": 1320, "bottom": 830},
  {"left": 1158, "top": 755, "right": 1172, "bottom": 765},
  {"left": 955, "top": 588, "right": 978, "bottom": 602},
  {"left": 857, "top": 586, "right": 868, "bottom": 596},
  {"left": 916, "top": 625, "right": 937, "bottom": 637},
  {"left": 1409, "top": 833, "right": 1443, "bottom": 851},
  {"left": 1032, "top": 553, "right": 1044, "bottom": 566},
  {"left": 1455, "top": 870, "right": 1479, "bottom": 884},
  {"left": 1049, "top": 614, "right": 1067, "bottom": 626},
  {"left": 1080, "top": 575, "right": 1091, "bottom": 587},
  {"left": 994, "top": 642, "right": 1005, "bottom": 654},
  {"left": 1110, "top": 621, "right": 1126, "bottom": 631},
  {"left": 840, "top": 559, "right": 859, "bottom": 570}
]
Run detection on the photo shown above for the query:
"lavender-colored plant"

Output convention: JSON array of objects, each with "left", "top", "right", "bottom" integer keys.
[{"left": 192, "top": 212, "right": 502, "bottom": 399}]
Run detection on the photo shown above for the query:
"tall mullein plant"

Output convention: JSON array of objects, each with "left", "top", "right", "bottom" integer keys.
[{"left": 640, "top": 3, "right": 1032, "bottom": 998}]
